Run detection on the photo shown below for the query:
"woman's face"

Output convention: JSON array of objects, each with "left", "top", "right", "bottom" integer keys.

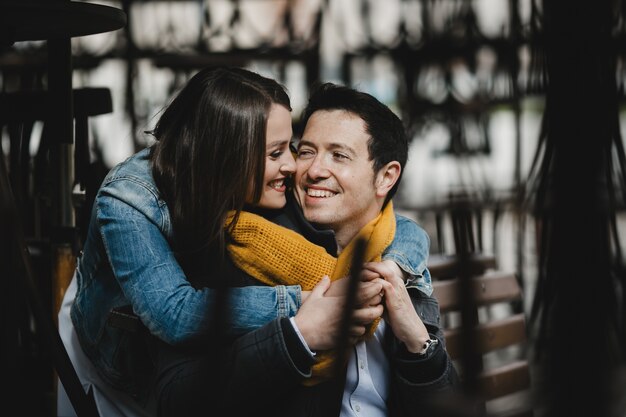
[{"left": 255, "top": 103, "right": 295, "bottom": 209}]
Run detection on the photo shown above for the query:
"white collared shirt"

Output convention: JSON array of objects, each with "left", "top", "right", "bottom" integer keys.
[
  {"left": 341, "top": 320, "right": 388, "bottom": 417},
  {"left": 288, "top": 318, "right": 389, "bottom": 416}
]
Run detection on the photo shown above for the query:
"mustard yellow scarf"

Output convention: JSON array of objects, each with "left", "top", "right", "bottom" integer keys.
[{"left": 226, "top": 201, "right": 395, "bottom": 385}]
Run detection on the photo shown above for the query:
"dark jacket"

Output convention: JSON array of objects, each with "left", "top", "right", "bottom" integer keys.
[
  {"left": 220, "top": 290, "right": 459, "bottom": 417},
  {"left": 153, "top": 197, "right": 460, "bottom": 417}
]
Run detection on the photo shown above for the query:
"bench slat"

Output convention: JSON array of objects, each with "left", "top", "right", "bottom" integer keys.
[
  {"left": 444, "top": 314, "right": 527, "bottom": 359},
  {"left": 478, "top": 360, "right": 531, "bottom": 400},
  {"left": 433, "top": 271, "right": 522, "bottom": 313}
]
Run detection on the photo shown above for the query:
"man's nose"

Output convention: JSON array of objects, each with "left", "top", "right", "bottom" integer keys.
[{"left": 305, "top": 155, "right": 330, "bottom": 180}]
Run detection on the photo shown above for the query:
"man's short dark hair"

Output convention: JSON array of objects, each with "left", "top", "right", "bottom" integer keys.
[{"left": 301, "top": 82, "right": 408, "bottom": 204}]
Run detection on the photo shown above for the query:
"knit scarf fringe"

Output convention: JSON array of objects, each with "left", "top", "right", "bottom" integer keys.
[{"left": 226, "top": 202, "right": 396, "bottom": 385}]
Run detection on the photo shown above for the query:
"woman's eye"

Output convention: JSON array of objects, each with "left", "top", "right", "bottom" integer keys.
[{"left": 270, "top": 150, "right": 283, "bottom": 159}]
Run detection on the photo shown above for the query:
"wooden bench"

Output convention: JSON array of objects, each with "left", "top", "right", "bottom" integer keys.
[
  {"left": 432, "top": 269, "right": 533, "bottom": 417},
  {"left": 428, "top": 253, "right": 497, "bottom": 280}
]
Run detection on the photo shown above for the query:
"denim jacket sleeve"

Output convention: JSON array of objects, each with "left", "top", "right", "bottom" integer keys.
[
  {"left": 382, "top": 214, "right": 433, "bottom": 296},
  {"left": 96, "top": 177, "right": 301, "bottom": 345}
]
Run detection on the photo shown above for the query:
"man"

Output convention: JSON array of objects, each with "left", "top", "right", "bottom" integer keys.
[{"left": 219, "top": 83, "right": 459, "bottom": 417}]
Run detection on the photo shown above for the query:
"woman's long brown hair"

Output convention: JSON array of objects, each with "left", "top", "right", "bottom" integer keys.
[{"left": 150, "top": 67, "right": 290, "bottom": 283}]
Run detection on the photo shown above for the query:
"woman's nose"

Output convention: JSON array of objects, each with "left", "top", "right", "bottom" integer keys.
[{"left": 280, "top": 152, "right": 296, "bottom": 174}]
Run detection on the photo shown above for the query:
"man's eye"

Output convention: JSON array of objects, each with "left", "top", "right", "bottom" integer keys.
[
  {"left": 297, "top": 149, "right": 314, "bottom": 158},
  {"left": 333, "top": 152, "right": 349, "bottom": 160}
]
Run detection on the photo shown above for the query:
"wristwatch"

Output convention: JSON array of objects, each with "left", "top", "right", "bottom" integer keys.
[{"left": 417, "top": 338, "right": 439, "bottom": 356}]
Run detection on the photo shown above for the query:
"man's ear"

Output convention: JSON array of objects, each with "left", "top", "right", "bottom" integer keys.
[{"left": 374, "top": 161, "right": 401, "bottom": 198}]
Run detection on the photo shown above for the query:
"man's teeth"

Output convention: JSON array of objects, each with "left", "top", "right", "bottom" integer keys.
[
  {"left": 269, "top": 179, "right": 284, "bottom": 189},
  {"left": 307, "top": 188, "right": 335, "bottom": 198}
]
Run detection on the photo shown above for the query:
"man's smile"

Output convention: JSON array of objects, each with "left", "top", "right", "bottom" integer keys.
[{"left": 304, "top": 185, "right": 338, "bottom": 198}]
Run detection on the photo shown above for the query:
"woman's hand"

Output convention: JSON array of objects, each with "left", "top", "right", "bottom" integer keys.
[
  {"left": 326, "top": 275, "right": 384, "bottom": 305},
  {"left": 294, "top": 276, "right": 383, "bottom": 350}
]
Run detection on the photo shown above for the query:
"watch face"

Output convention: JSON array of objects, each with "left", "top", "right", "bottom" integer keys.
[{"left": 421, "top": 338, "right": 438, "bottom": 355}]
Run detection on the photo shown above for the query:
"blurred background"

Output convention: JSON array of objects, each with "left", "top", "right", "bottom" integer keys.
[{"left": 1, "top": 0, "right": 625, "bottom": 416}]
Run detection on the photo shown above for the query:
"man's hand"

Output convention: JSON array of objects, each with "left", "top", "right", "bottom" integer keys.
[{"left": 363, "top": 261, "right": 431, "bottom": 353}]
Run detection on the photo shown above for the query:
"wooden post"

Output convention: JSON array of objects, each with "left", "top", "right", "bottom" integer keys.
[{"left": 47, "top": 33, "right": 77, "bottom": 323}]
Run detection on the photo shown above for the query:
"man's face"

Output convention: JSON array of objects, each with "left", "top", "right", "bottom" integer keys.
[{"left": 295, "top": 110, "right": 383, "bottom": 242}]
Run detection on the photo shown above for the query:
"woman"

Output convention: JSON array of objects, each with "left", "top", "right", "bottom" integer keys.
[{"left": 58, "top": 67, "right": 425, "bottom": 417}]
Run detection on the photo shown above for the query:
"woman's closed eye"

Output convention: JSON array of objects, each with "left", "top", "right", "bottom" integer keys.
[{"left": 269, "top": 150, "right": 284, "bottom": 159}]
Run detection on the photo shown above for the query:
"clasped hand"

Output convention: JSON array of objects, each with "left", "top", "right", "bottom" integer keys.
[{"left": 295, "top": 260, "right": 429, "bottom": 353}]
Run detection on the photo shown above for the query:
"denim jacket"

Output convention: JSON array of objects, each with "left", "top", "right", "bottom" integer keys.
[{"left": 70, "top": 147, "right": 432, "bottom": 395}]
